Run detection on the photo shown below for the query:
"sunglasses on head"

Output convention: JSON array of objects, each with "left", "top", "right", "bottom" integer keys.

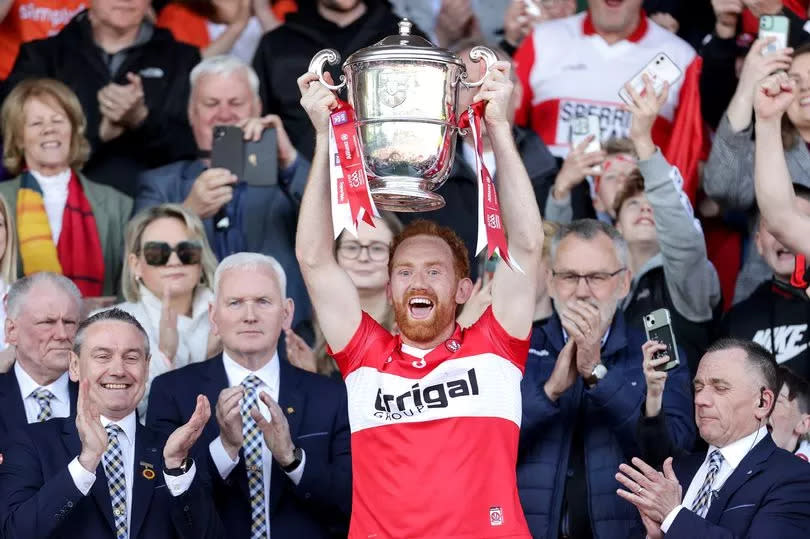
[{"left": 141, "top": 241, "right": 203, "bottom": 266}]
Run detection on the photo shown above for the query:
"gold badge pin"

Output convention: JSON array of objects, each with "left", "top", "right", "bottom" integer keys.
[
  {"left": 140, "top": 461, "right": 155, "bottom": 480},
  {"left": 286, "top": 406, "right": 295, "bottom": 414}
]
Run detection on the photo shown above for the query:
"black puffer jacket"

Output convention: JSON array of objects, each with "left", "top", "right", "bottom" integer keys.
[{"left": 2, "top": 10, "right": 199, "bottom": 196}]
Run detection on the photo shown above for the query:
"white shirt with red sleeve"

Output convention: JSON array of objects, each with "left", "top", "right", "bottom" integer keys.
[
  {"left": 329, "top": 306, "right": 531, "bottom": 538},
  {"left": 513, "top": 11, "right": 705, "bottom": 199}
]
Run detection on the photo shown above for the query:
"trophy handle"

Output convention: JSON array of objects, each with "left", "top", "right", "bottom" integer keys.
[
  {"left": 308, "top": 49, "right": 347, "bottom": 91},
  {"left": 459, "top": 46, "right": 498, "bottom": 89}
]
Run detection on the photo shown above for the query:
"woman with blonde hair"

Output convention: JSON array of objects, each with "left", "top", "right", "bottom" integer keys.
[
  {"left": 0, "top": 78, "right": 131, "bottom": 297},
  {"left": 108, "top": 203, "right": 219, "bottom": 418}
]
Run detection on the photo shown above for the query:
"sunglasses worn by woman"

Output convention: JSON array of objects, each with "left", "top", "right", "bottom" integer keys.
[{"left": 141, "top": 241, "right": 203, "bottom": 266}]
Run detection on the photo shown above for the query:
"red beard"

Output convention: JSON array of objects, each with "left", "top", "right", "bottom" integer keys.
[{"left": 394, "top": 288, "right": 457, "bottom": 344}]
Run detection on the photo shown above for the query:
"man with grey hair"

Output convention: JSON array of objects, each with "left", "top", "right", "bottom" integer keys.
[
  {"left": 516, "top": 218, "right": 695, "bottom": 538},
  {"left": 146, "top": 252, "right": 350, "bottom": 539},
  {"left": 135, "top": 54, "right": 313, "bottom": 340},
  {"left": 0, "top": 273, "right": 83, "bottom": 457}
]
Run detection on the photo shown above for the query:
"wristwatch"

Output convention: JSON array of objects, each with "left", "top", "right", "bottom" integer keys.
[
  {"left": 164, "top": 457, "right": 193, "bottom": 476},
  {"left": 281, "top": 447, "right": 303, "bottom": 473},
  {"left": 585, "top": 363, "right": 608, "bottom": 386}
]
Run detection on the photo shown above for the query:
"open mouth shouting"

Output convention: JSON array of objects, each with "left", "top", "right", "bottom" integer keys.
[
  {"left": 604, "top": 0, "right": 625, "bottom": 7},
  {"left": 408, "top": 296, "right": 435, "bottom": 320}
]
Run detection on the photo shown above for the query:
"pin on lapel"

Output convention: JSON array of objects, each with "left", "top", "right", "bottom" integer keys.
[
  {"left": 140, "top": 461, "right": 156, "bottom": 480},
  {"left": 286, "top": 406, "right": 295, "bottom": 414},
  {"left": 746, "top": 470, "right": 753, "bottom": 475}
]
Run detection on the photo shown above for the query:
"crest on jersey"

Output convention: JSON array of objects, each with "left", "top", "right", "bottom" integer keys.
[
  {"left": 489, "top": 506, "right": 503, "bottom": 526},
  {"left": 445, "top": 339, "right": 460, "bottom": 353}
]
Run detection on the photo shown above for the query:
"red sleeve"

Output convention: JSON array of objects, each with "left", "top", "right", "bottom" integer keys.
[
  {"left": 327, "top": 312, "right": 394, "bottom": 377},
  {"left": 465, "top": 307, "right": 531, "bottom": 372},
  {"left": 662, "top": 56, "right": 708, "bottom": 204},
  {"left": 512, "top": 31, "right": 536, "bottom": 128}
]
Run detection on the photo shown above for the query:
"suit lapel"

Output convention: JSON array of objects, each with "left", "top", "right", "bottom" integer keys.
[
  {"left": 674, "top": 452, "right": 705, "bottom": 492},
  {"left": 68, "top": 381, "right": 79, "bottom": 416},
  {"left": 268, "top": 359, "right": 305, "bottom": 515},
  {"left": 0, "top": 372, "right": 28, "bottom": 433},
  {"left": 130, "top": 424, "right": 161, "bottom": 539},
  {"left": 705, "top": 435, "right": 776, "bottom": 523},
  {"left": 61, "top": 420, "right": 117, "bottom": 533}
]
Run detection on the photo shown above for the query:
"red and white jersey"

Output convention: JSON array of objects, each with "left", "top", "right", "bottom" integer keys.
[
  {"left": 330, "top": 307, "right": 531, "bottom": 538},
  {"left": 514, "top": 12, "right": 706, "bottom": 199}
]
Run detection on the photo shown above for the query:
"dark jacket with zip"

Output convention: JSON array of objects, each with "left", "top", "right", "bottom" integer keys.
[
  {"left": 252, "top": 1, "right": 425, "bottom": 160},
  {"left": 517, "top": 311, "right": 695, "bottom": 539},
  {"left": 398, "top": 129, "right": 558, "bottom": 281},
  {"left": 2, "top": 10, "right": 199, "bottom": 196},
  {"left": 720, "top": 279, "right": 810, "bottom": 380}
]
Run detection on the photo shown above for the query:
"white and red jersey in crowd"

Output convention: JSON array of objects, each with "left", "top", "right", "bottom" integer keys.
[
  {"left": 514, "top": 11, "right": 706, "bottom": 200},
  {"left": 329, "top": 307, "right": 531, "bottom": 538}
]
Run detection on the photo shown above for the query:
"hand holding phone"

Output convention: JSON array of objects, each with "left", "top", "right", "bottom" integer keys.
[
  {"left": 643, "top": 308, "right": 681, "bottom": 372},
  {"left": 619, "top": 53, "right": 682, "bottom": 106}
]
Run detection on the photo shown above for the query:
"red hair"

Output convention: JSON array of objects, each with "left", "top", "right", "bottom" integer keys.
[{"left": 388, "top": 220, "right": 470, "bottom": 280}]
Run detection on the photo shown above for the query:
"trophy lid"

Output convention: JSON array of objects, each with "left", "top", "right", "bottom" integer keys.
[{"left": 344, "top": 19, "right": 464, "bottom": 67}]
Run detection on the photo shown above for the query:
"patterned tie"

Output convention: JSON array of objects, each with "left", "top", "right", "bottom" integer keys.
[
  {"left": 691, "top": 449, "right": 724, "bottom": 518},
  {"left": 30, "top": 388, "right": 55, "bottom": 422},
  {"left": 241, "top": 374, "right": 267, "bottom": 539},
  {"left": 103, "top": 424, "right": 128, "bottom": 539}
]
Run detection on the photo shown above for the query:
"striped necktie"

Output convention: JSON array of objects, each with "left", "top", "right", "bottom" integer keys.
[
  {"left": 104, "top": 424, "right": 128, "bottom": 539},
  {"left": 242, "top": 374, "right": 267, "bottom": 539},
  {"left": 30, "top": 387, "right": 54, "bottom": 422},
  {"left": 691, "top": 449, "right": 724, "bottom": 518}
]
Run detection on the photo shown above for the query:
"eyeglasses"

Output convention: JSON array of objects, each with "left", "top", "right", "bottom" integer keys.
[
  {"left": 141, "top": 241, "right": 203, "bottom": 266},
  {"left": 337, "top": 241, "right": 389, "bottom": 262},
  {"left": 551, "top": 268, "right": 626, "bottom": 290}
]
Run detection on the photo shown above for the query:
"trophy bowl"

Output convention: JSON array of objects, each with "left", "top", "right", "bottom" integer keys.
[{"left": 308, "top": 19, "right": 496, "bottom": 212}]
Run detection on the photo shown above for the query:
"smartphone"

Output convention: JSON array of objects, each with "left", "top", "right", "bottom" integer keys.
[
  {"left": 760, "top": 15, "right": 789, "bottom": 56},
  {"left": 211, "top": 125, "right": 244, "bottom": 179},
  {"left": 243, "top": 128, "right": 279, "bottom": 187},
  {"left": 571, "top": 115, "right": 601, "bottom": 154},
  {"left": 619, "top": 53, "right": 682, "bottom": 106},
  {"left": 643, "top": 308, "right": 681, "bottom": 372}
]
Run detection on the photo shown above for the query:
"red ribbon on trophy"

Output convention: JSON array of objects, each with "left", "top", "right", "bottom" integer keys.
[
  {"left": 458, "top": 101, "right": 520, "bottom": 271},
  {"left": 328, "top": 98, "right": 377, "bottom": 237}
]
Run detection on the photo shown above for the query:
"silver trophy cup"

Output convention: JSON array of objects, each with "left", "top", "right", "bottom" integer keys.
[{"left": 308, "top": 19, "right": 496, "bottom": 212}]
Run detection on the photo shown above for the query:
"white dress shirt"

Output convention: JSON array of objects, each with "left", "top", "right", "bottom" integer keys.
[
  {"left": 30, "top": 168, "right": 71, "bottom": 244},
  {"left": 67, "top": 410, "right": 197, "bottom": 533},
  {"left": 209, "top": 351, "right": 306, "bottom": 538},
  {"left": 661, "top": 426, "right": 768, "bottom": 532},
  {"left": 14, "top": 362, "right": 71, "bottom": 422}
]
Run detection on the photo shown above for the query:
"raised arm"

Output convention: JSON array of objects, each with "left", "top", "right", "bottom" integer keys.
[
  {"left": 753, "top": 73, "right": 810, "bottom": 256},
  {"left": 294, "top": 73, "right": 363, "bottom": 353},
  {"left": 483, "top": 62, "right": 544, "bottom": 339}
]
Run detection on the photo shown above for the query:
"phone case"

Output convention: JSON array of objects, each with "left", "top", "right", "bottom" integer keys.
[
  {"left": 211, "top": 125, "right": 245, "bottom": 179},
  {"left": 760, "top": 15, "right": 790, "bottom": 55},
  {"left": 618, "top": 53, "right": 683, "bottom": 106},
  {"left": 571, "top": 115, "right": 601, "bottom": 154},
  {"left": 643, "top": 308, "right": 681, "bottom": 372},
  {"left": 243, "top": 128, "right": 279, "bottom": 187}
]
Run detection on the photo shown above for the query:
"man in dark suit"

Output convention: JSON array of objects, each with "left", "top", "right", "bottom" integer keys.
[
  {"left": 616, "top": 338, "right": 810, "bottom": 538},
  {"left": 147, "top": 252, "right": 351, "bottom": 539},
  {"left": 0, "top": 308, "right": 220, "bottom": 539},
  {"left": 135, "top": 54, "right": 312, "bottom": 341},
  {"left": 0, "top": 274, "right": 82, "bottom": 452}
]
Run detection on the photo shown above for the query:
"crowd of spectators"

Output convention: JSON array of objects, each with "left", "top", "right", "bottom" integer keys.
[{"left": 1, "top": 1, "right": 810, "bottom": 538}]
